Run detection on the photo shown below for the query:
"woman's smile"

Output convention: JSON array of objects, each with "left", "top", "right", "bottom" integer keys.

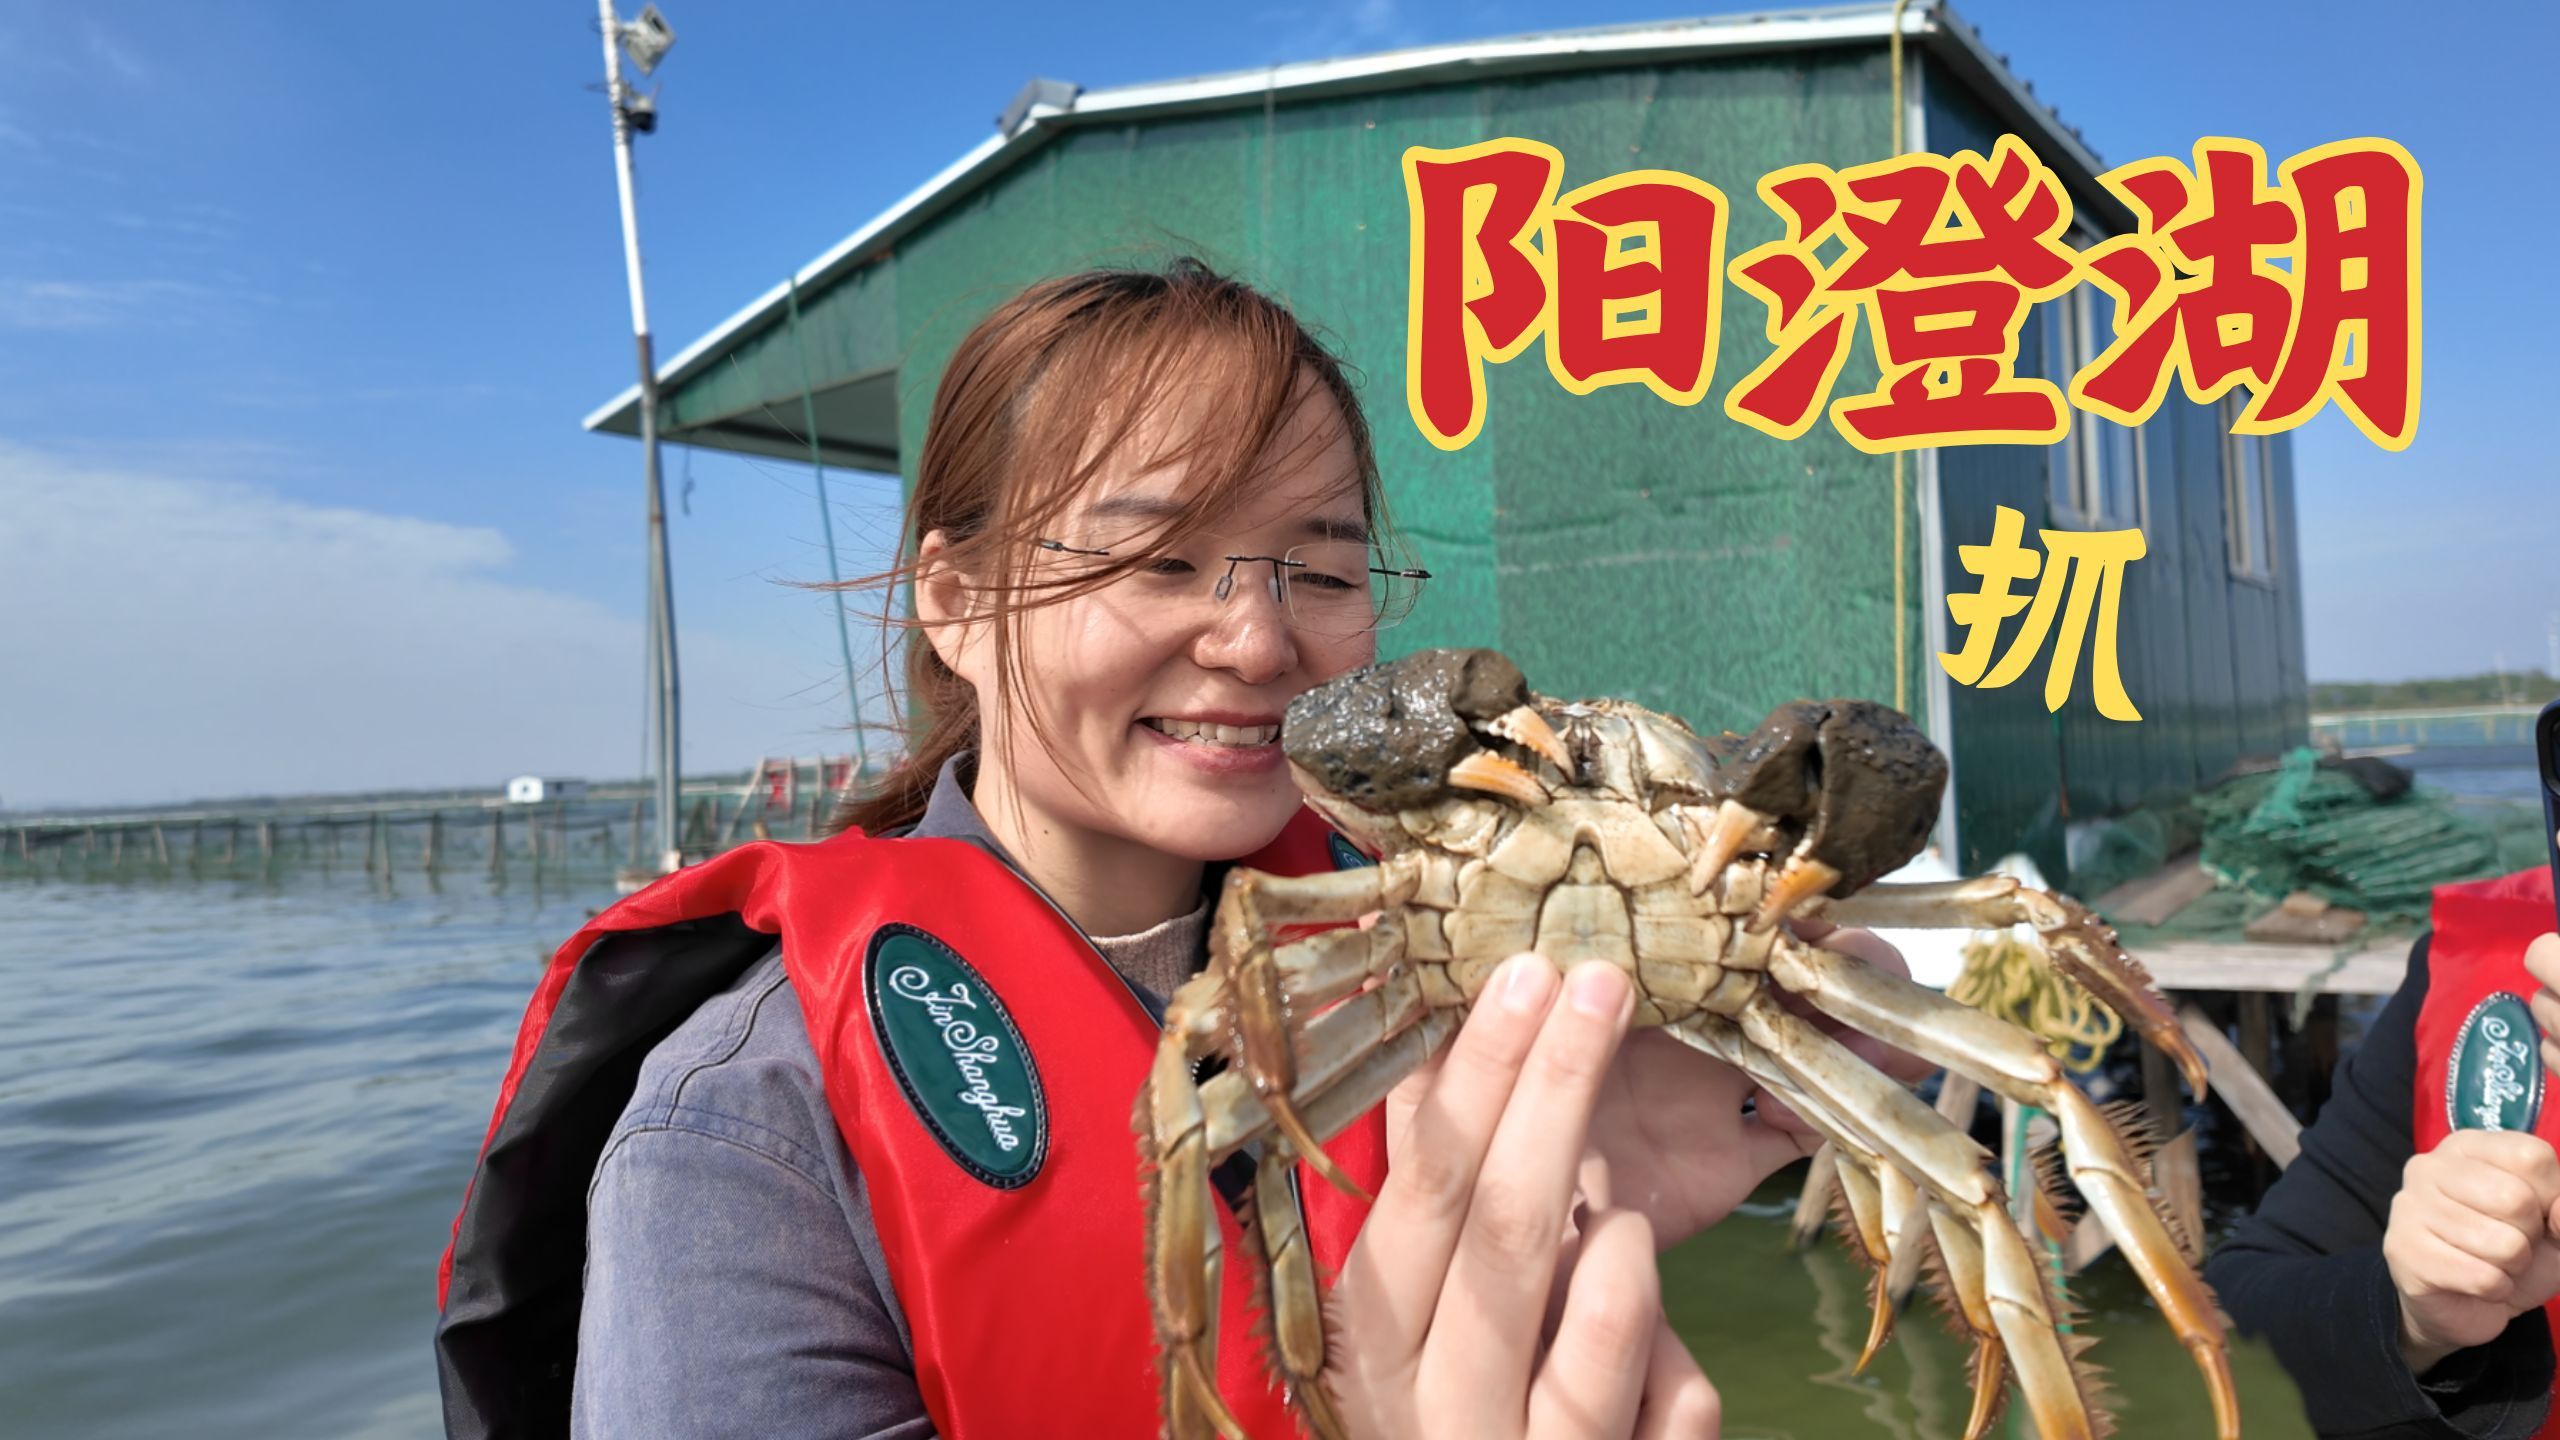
[{"left": 1135, "top": 711, "right": 1288, "bottom": 775}]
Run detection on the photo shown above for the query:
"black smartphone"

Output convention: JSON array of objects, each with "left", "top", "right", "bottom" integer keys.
[{"left": 2541, "top": 697, "right": 2560, "bottom": 933}]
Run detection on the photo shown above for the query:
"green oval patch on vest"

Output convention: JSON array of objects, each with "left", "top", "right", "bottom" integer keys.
[
  {"left": 2448, "top": 991, "right": 2543, "bottom": 1134},
  {"left": 865, "top": 925, "right": 1047, "bottom": 1188},
  {"left": 1327, "top": 833, "right": 1375, "bottom": 870}
]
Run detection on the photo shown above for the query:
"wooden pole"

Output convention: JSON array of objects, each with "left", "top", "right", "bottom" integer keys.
[
  {"left": 2141, "top": 1038, "right": 2184, "bottom": 1145},
  {"left": 153, "top": 824, "right": 170, "bottom": 868},
  {"left": 2177, "top": 1001, "right": 2303, "bottom": 1168},
  {"left": 258, "top": 821, "right": 274, "bottom": 863},
  {"left": 424, "top": 812, "right": 443, "bottom": 874},
  {"left": 109, "top": 828, "right": 124, "bottom": 867},
  {"left": 364, "top": 814, "right": 380, "bottom": 874},
  {"left": 489, "top": 810, "right": 505, "bottom": 878}
]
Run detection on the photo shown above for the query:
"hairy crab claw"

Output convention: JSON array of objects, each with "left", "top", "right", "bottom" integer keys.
[
  {"left": 1280, "top": 649, "right": 1570, "bottom": 834},
  {"left": 1701, "top": 699, "right": 1949, "bottom": 932}
]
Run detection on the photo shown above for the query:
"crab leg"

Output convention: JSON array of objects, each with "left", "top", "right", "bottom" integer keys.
[
  {"left": 1668, "top": 1016, "right": 1960, "bottom": 1399},
  {"left": 1199, "top": 1001, "right": 1462, "bottom": 1440},
  {"left": 1248, "top": 1149, "right": 1350, "bottom": 1440},
  {"left": 1213, "top": 864, "right": 1418, "bottom": 1197},
  {"left": 1814, "top": 876, "right": 2209, "bottom": 1100},
  {"left": 1768, "top": 938, "right": 2239, "bottom": 1440},
  {"left": 1202, "top": 967, "right": 1426, "bottom": 1157},
  {"left": 1790, "top": 1139, "right": 1839, "bottom": 1251},
  {"left": 1922, "top": 1201, "right": 2019, "bottom": 1440},
  {"left": 1144, "top": 970, "right": 1253, "bottom": 1440},
  {"left": 1704, "top": 998, "right": 2109, "bottom": 1440},
  {"left": 1145, "top": 873, "right": 1427, "bottom": 1440}
]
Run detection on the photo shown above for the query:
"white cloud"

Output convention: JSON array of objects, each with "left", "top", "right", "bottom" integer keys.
[
  {"left": 0, "top": 278, "right": 236, "bottom": 330},
  {"left": 1263, "top": 0, "right": 1421, "bottom": 61},
  {"left": 0, "top": 442, "right": 859, "bottom": 809},
  {"left": 83, "top": 23, "right": 147, "bottom": 84}
]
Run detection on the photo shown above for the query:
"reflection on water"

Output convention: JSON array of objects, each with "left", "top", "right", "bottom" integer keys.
[
  {"left": 1665, "top": 1192, "right": 2317, "bottom": 1439},
  {"left": 1, "top": 871, "right": 2320, "bottom": 1438}
]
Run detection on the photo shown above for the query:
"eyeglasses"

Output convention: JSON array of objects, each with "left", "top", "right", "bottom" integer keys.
[{"left": 1033, "top": 537, "right": 1431, "bottom": 638}]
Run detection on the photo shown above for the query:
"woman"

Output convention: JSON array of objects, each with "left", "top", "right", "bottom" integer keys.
[{"left": 437, "top": 259, "right": 1887, "bottom": 1440}]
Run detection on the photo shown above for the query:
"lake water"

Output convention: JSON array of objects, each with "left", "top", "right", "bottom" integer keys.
[{"left": 0, "top": 861, "right": 2335, "bottom": 1439}]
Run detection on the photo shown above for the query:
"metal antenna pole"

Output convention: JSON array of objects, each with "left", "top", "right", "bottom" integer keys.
[{"left": 600, "top": 0, "right": 682, "bottom": 874}]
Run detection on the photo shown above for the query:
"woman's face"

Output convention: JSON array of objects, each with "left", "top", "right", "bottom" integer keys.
[{"left": 940, "top": 377, "right": 1379, "bottom": 865}]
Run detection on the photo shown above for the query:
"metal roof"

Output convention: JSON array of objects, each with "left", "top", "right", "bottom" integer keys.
[{"left": 583, "top": 0, "right": 2117, "bottom": 447}]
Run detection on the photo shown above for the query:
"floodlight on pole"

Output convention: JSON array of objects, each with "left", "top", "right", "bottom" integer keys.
[
  {"left": 599, "top": 0, "right": 684, "bottom": 878},
  {"left": 622, "top": 5, "right": 675, "bottom": 74}
]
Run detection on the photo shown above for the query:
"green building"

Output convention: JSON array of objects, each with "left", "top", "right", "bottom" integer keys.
[{"left": 585, "top": 2, "right": 2307, "bottom": 883}]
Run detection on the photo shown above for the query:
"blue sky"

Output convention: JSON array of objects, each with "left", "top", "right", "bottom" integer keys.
[{"left": 0, "top": 0, "right": 2550, "bottom": 807}]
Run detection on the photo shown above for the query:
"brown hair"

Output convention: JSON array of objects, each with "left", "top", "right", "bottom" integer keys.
[{"left": 830, "top": 257, "right": 1391, "bottom": 837}]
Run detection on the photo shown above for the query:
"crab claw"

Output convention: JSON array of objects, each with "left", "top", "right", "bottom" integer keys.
[
  {"left": 1481, "top": 703, "right": 1571, "bottom": 775},
  {"left": 1280, "top": 648, "right": 1563, "bottom": 816},
  {"left": 1751, "top": 853, "right": 1844, "bottom": 932},
  {"left": 1709, "top": 699, "right": 1947, "bottom": 906},
  {"left": 1449, "top": 751, "right": 1552, "bottom": 807},
  {"left": 1683, "top": 798, "right": 1768, "bottom": 898}
]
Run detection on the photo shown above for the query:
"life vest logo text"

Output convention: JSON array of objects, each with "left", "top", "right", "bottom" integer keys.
[{"left": 865, "top": 926, "right": 1048, "bottom": 1188}]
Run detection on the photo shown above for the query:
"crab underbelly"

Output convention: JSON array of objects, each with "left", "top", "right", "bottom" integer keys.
[{"left": 1428, "top": 849, "right": 1779, "bottom": 1026}]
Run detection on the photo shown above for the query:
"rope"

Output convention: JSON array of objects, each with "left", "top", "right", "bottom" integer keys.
[
  {"left": 1950, "top": 933, "right": 2124, "bottom": 1073},
  {"left": 786, "top": 274, "right": 871, "bottom": 776}
]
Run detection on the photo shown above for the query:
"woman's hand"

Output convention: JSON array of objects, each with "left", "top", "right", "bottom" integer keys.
[
  {"left": 2383, "top": 1127, "right": 2560, "bottom": 1375},
  {"left": 1329, "top": 954, "right": 1720, "bottom": 1439},
  {"left": 1580, "top": 924, "right": 1934, "bottom": 1251}
]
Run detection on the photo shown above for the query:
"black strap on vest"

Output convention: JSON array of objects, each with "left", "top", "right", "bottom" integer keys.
[{"left": 435, "top": 913, "right": 774, "bottom": 1440}]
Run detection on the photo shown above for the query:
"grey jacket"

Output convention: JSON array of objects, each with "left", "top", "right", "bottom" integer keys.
[{"left": 569, "top": 757, "right": 1210, "bottom": 1438}]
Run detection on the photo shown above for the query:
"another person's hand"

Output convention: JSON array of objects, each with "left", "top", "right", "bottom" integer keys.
[
  {"left": 1331, "top": 954, "right": 1720, "bottom": 1439},
  {"left": 2520, "top": 932, "right": 2560, "bottom": 1078},
  {"left": 2383, "top": 1127, "right": 2560, "bottom": 1375}
]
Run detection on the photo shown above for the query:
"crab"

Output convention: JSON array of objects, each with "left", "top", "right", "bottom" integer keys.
[{"left": 1138, "top": 648, "right": 2235, "bottom": 1440}]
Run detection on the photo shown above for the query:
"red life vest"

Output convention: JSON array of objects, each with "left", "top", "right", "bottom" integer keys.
[
  {"left": 2411, "top": 864, "right": 2560, "bottom": 1425},
  {"left": 434, "top": 809, "right": 1388, "bottom": 1440}
]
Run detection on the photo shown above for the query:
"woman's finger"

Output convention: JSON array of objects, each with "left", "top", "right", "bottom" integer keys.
[
  {"left": 1349, "top": 952, "right": 1559, "bottom": 1360},
  {"left": 1430, "top": 962, "right": 1637, "bottom": 1414},
  {"left": 1526, "top": 1206, "right": 1659, "bottom": 1439},
  {"left": 1632, "top": 1320, "right": 1722, "bottom": 1440}
]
